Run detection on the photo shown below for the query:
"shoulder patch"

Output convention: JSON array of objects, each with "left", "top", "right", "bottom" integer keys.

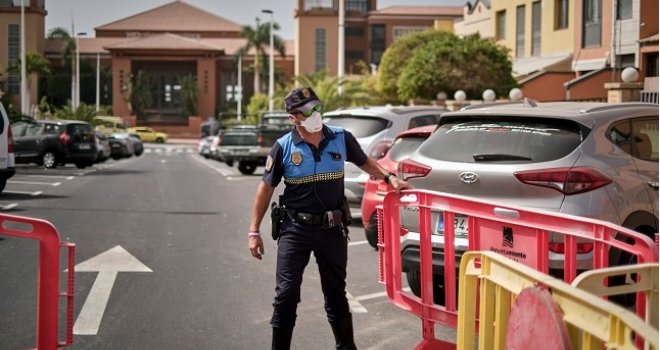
[{"left": 265, "top": 155, "right": 274, "bottom": 172}]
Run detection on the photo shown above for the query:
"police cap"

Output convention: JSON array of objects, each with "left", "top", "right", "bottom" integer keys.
[{"left": 284, "top": 87, "right": 321, "bottom": 113}]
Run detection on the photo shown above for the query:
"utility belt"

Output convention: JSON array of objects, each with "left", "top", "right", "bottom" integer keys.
[
  {"left": 286, "top": 209, "right": 345, "bottom": 229},
  {"left": 270, "top": 196, "right": 352, "bottom": 240}
]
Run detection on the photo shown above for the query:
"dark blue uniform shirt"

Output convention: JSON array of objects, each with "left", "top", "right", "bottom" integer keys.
[{"left": 263, "top": 125, "right": 367, "bottom": 213}]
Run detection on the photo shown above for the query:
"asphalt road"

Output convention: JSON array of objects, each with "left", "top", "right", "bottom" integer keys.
[{"left": 0, "top": 144, "right": 448, "bottom": 349}]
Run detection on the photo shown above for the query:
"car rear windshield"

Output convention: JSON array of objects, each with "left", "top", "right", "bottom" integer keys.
[
  {"left": 67, "top": 123, "right": 95, "bottom": 142},
  {"left": 419, "top": 117, "right": 584, "bottom": 163},
  {"left": 323, "top": 116, "right": 390, "bottom": 138},
  {"left": 389, "top": 136, "right": 428, "bottom": 162}
]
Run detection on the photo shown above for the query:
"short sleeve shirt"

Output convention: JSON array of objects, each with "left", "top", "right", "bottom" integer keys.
[{"left": 262, "top": 125, "right": 367, "bottom": 213}]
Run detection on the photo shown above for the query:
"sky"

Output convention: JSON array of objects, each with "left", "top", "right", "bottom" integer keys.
[{"left": 45, "top": 0, "right": 466, "bottom": 40}]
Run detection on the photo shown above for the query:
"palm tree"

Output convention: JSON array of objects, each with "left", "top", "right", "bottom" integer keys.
[
  {"left": 8, "top": 52, "right": 51, "bottom": 110},
  {"left": 237, "top": 17, "right": 286, "bottom": 95},
  {"left": 294, "top": 70, "right": 370, "bottom": 112},
  {"left": 46, "top": 27, "right": 75, "bottom": 73}
]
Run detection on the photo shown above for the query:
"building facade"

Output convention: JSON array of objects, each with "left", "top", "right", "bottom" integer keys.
[
  {"left": 454, "top": 0, "right": 493, "bottom": 38},
  {"left": 0, "top": 0, "right": 46, "bottom": 112},
  {"left": 294, "top": 0, "right": 462, "bottom": 76}
]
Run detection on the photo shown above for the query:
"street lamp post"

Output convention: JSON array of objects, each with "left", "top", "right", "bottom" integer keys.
[
  {"left": 262, "top": 9, "right": 274, "bottom": 112},
  {"left": 95, "top": 52, "right": 100, "bottom": 112},
  {"left": 75, "top": 32, "right": 87, "bottom": 109},
  {"left": 19, "top": 0, "right": 27, "bottom": 114}
]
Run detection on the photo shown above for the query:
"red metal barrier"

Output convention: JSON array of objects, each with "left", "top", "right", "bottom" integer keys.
[
  {"left": 378, "top": 189, "right": 658, "bottom": 350},
  {"left": 0, "top": 214, "right": 75, "bottom": 350}
]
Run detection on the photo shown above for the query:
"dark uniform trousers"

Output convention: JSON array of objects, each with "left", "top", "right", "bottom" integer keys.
[{"left": 271, "top": 216, "right": 350, "bottom": 328}]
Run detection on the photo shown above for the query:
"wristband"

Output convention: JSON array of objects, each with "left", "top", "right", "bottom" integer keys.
[
  {"left": 383, "top": 172, "right": 395, "bottom": 185},
  {"left": 248, "top": 231, "right": 261, "bottom": 238}
]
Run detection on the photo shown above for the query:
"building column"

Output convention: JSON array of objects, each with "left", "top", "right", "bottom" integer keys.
[
  {"left": 197, "top": 58, "right": 217, "bottom": 118},
  {"left": 112, "top": 58, "right": 131, "bottom": 117}
]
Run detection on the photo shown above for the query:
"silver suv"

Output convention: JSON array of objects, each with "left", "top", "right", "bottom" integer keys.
[
  {"left": 323, "top": 106, "right": 447, "bottom": 217},
  {"left": 398, "top": 101, "right": 658, "bottom": 303}
]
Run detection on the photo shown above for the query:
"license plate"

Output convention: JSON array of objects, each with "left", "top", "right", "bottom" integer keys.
[
  {"left": 436, "top": 213, "right": 468, "bottom": 238},
  {"left": 78, "top": 144, "right": 91, "bottom": 150},
  {"left": 234, "top": 148, "right": 249, "bottom": 154}
]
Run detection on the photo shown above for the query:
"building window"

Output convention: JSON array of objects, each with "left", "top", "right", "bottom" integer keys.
[
  {"left": 647, "top": 53, "right": 659, "bottom": 77},
  {"left": 346, "top": 27, "right": 364, "bottom": 37},
  {"left": 516, "top": 5, "right": 525, "bottom": 57},
  {"left": 315, "top": 28, "right": 326, "bottom": 72},
  {"left": 532, "top": 1, "right": 542, "bottom": 56},
  {"left": 370, "top": 24, "right": 385, "bottom": 65},
  {"left": 555, "top": 0, "right": 569, "bottom": 29},
  {"left": 496, "top": 10, "right": 506, "bottom": 40},
  {"left": 582, "top": 0, "right": 601, "bottom": 48},
  {"left": 617, "top": 0, "right": 632, "bottom": 20},
  {"left": 346, "top": 0, "right": 368, "bottom": 12},
  {"left": 346, "top": 50, "right": 364, "bottom": 60},
  {"left": 304, "top": 0, "right": 335, "bottom": 11},
  {"left": 616, "top": 54, "right": 635, "bottom": 69},
  {"left": 7, "top": 24, "right": 20, "bottom": 94},
  {"left": 393, "top": 26, "right": 426, "bottom": 41}
]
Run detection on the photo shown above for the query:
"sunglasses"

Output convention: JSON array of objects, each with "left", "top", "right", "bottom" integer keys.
[{"left": 295, "top": 105, "right": 323, "bottom": 118}]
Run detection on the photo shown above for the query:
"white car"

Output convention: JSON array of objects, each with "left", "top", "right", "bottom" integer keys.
[{"left": 0, "top": 103, "right": 15, "bottom": 192}]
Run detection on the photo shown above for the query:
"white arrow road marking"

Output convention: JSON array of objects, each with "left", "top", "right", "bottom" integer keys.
[
  {"left": 4, "top": 190, "right": 42, "bottom": 196},
  {"left": 26, "top": 174, "right": 75, "bottom": 180},
  {"left": 1, "top": 203, "right": 18, "bottom": 210},
  {"left": 347, "top": 240, "right": 369, "bottom": 247},
  {"left": 73, "top": 245, "right": 152, "bottom": 335}
]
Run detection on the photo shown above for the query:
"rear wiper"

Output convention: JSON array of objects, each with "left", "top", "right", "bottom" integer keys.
[{"left": 473, "top": 154, "right": 532, "bottom": 161}]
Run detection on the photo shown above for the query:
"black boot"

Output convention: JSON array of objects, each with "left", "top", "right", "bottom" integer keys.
[
  {"left": 272, "top": 326, "right": 294, "bottom": 350},
  {"left": 330, "top": 316, "right": 357, "bottom": 350}
]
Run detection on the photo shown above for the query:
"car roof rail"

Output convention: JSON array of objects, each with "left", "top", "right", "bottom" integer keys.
[
  {"left": 582, "top": 102, "right": 659, "bottom": 114},
  {"left": 460, "top": 100, "right": 524, "bottom": 111}
]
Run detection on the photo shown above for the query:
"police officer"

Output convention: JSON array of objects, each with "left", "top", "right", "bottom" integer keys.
[{"left": 247, "top": 87, "right": 409, "bottom": 349}]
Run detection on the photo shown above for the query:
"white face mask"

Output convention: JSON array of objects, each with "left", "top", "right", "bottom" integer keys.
[{"left": 300, "top": 111, "right": 323, "bottom": 133}]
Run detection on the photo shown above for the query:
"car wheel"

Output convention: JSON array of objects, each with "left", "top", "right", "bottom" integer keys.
[
  {"left": 365, "top": 213, "right": 379, "bottom": 249},
  {"left": 226, "top": 160, "right": 234, "bottom": 167},
  {"left": 607, "top": 225, "right": 655, "bottom": 308},
  {"left": 75, "top": 162, "right": 87, "bottom": 169},
  {"left": 0, "top": 178, "right": 7, "bottom": 193},
  {"left": 156, "top": 138, "right": 164, "bottom": 143},
  {"left": 238, "top": 162, "right": 257, "bottom": 175},
  {"left": 42, "top": 152, "right": 57, "bottom": 169},
  {"left": 406, "top": 271, "right": 446, "bottom": 306}
]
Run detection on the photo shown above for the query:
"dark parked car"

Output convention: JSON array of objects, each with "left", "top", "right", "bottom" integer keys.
[{"left": 11, "top": 119, "right": 97, "bottom": 169}]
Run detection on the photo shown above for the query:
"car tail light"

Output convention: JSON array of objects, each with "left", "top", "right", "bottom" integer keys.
[
  {"left": 398, "top": 159, "right": 431, "bottom": 181},
  {"left": 549, "top": 242, "right": 594, "bottom": 254},
  {"left": 7, "top": 127, "right": 14, "bottom": 153},
  {"left": 369, "top": 140, "right": 392, "bottom": 160},
  {"left": 514, "top": 167, "right": 612, "bottom": 195},
  {"left": 59, "top": 131, "right": 71, "bottom": 145}
]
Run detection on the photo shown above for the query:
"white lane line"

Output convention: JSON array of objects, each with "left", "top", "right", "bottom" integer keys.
[
  {"left": 348, "top": 240, "right": 369, "bottom": 247},
  {"left": 26, "top": 174, "right": 76, "bottom": 180},
  {"left": 227, "top": 176, "right": 259, "bottom": 181},
  {"left": 9, "top": 180, "right": 61, "bottom": 186},
  {"left": 4, "top": 190, "right": 42, "bottom": 196},
  {"left": 353, "top": 287, "right": 412, "bottom": 302},
  {"left": 1, "top": 203, "right": 18, "bottom": 210},
  {"left": 347, "top": 292, "right": 367, "bottom": 313},
  {"left": 191, "top": 154, "right": 233, "bottom": 176}
]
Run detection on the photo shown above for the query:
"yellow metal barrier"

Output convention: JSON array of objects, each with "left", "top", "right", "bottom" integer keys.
[{"left": 456, "top": 252, "right": 659, "bottom": 350}]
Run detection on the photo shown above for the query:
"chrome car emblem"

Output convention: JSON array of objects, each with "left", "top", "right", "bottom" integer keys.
[{"left": 459, "top": 172, "right": 478, "bottom": 184}]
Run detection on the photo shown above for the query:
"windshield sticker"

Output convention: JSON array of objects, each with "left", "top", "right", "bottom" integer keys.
[{"left": 446, "top": 123, "right": 560, "bottom": 136}]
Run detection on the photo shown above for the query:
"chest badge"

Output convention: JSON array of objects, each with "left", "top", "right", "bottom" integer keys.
[{"left": 291, "top": 152, "right": 303, "bottom": 166}]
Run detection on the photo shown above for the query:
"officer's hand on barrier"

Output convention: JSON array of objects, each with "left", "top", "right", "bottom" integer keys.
[
  {"left": 248, "top": 235, "right": 265, "bottom": 260},
  {"left": 390, "top": 175, "right": 410, "bottom": 194}
]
